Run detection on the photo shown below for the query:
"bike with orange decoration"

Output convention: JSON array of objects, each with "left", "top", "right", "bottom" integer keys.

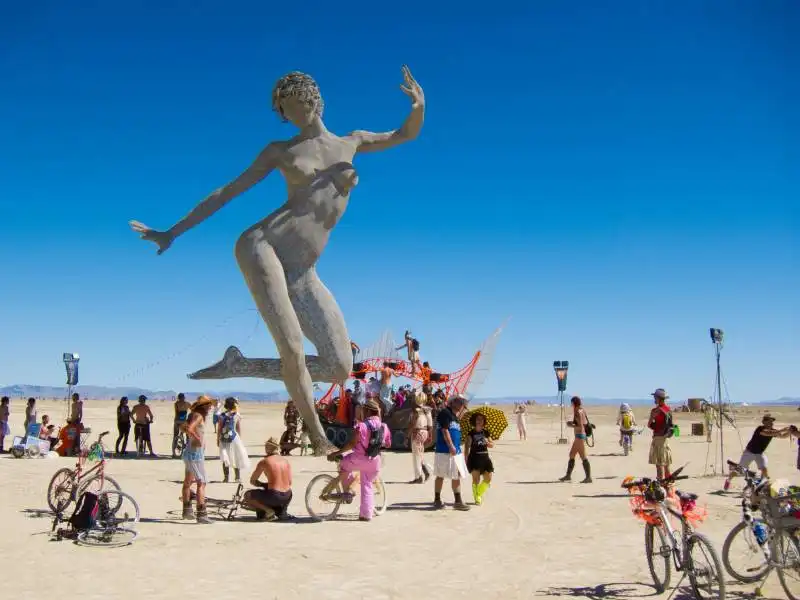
[{"left": 622, "top": 465, "right": 726, "bottom": 600}]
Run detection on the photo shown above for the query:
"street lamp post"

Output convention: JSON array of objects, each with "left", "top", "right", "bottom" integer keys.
[
  {"left": 63, "top": 353, "right": 80, "bottom": 420},
  {"left": 554, "top": 360, "right": 569, "bottom": 444}
]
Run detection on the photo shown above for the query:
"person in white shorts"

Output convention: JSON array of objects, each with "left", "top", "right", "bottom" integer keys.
[
  {"left": 729, "top": 414, "right": 794, "bottom": 485},
  {"left": 432, "top": 395, "right": 470, "bottom": 511}
]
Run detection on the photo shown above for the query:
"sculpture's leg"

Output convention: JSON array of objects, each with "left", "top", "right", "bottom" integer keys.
[
  {"left": 187, "top": 347, "right": 344, "bottom": 382},
  {"left": 223, "top": 232, "right": 336, "bottom": 456}
]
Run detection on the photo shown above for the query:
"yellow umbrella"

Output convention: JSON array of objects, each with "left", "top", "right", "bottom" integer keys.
[{"left": 461, "top": 406, "right": 508, "bottom": 440}]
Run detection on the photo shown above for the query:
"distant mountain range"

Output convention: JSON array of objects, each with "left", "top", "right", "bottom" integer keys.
[{"left": 0, "top": 384, "right": 797, "bottom": 407}]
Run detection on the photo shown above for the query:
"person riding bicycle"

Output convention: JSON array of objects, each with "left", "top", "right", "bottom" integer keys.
[
  {"left": 172, "top": 393, "right": 191, "bottom": 458},
  {"left": 616, "top": 403, "right": 637, "bottom": 449},
  {"left": 327, "top": 398, "right": 391, "bottom": 521}
]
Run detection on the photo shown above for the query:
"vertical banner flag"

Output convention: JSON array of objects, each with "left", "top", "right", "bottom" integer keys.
[{"left": 63, "top": 353, "right": 80, "bottom": 386}]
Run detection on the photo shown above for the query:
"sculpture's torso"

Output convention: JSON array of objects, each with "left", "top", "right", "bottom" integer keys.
[{"left": 252, "top": 133, "right": 358, "bottom": 271}]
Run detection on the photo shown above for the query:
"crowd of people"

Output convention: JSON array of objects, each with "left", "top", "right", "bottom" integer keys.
[{"left": 4, "top": 377, "right": 799, "bottom": 527}]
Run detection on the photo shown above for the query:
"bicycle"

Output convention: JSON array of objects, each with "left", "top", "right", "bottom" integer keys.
[
  {"left": 47, "top": 431, "right": 121, "bottom": 514},
  {"left": 305, "top": 456, "right": 387, "bottom": 521},
  {"left": 748, "top": 485, "right": 800, "bottom": 599},
  {"left": 721, "top": 459, "right": 773, "bottom": 583},
  {"left": 52, "top": 489, "right": 140, "bottom": 548},
  {"left": 172, "top": 429, "right": 188, "bottom": 458},
  {"left": 622, "top": 465, "right": 726, "bottom": 599},
  {"left": 192, "top": 483, "right": 246, "bottom": 521}
]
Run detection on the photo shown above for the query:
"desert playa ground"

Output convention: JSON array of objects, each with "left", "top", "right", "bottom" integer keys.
[{"left": 2, "top": 400, "right": 800, "bottom": 599}]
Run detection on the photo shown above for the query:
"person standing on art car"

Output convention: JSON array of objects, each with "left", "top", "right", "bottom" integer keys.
[{"left": 396, "top": 330, "right": 421, "bottom": 375}]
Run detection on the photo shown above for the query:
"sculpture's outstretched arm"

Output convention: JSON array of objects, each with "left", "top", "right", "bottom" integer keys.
[
  {"left": 169, "top": 143, "right": 280, "bottom": 238},
  {"left": 347, "top": 65, "right": 425, "bottom": 154}
]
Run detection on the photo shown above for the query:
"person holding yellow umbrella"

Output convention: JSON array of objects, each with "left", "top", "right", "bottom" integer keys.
[{"left": 464, "top": 412, "right": 494, "bottom": 505}]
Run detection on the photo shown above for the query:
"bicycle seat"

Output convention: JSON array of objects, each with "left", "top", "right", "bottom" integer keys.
[{"left": 677, "top": 491, "right": 698, "bottom": 502}]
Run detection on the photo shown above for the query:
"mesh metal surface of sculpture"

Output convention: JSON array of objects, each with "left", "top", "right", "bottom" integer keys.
[{"left": 130, "top": 67, "right": 425, "bottom": 455}]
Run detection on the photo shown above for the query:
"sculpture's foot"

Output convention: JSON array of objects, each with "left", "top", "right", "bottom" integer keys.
[
  {"left": 187, "top": 346, "right": 247, "bottom": 380},
  {"left": 312, "top": 438, "right": 339, "bottom": 457}
]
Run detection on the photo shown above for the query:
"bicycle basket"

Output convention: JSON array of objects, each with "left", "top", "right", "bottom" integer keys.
[
  {"left": 628, "top": 493, "right": 662, "bottom": 526},
  {"left": 643, "top": 481, "right": 666, "bottom": 503},
  {"left": 86, "top": 443, "right": 104, "bottom": 462}
]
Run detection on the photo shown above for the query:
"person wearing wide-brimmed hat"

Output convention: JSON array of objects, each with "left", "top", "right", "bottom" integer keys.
[
  {"left": 647, "top": 388, "right": 674, "bottom": 480},
  {"left": 242, "top": 437, "right": 294, "bottom": 521},
  {"left": 328, "top": 397, "right": 391, "bottom": 521},
  {"left": 725, "top": 414, "right": 796, "bottom": 488},
  {"left": 406, "top": 390, "right": 432, "bottom": 483},
  {"left": 181, "top": 395, "right": 216, "bottom": 524}
]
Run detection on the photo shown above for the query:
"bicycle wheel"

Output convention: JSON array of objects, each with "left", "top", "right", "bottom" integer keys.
[
  {"left": 373, "top": 477, "right": 388, "bottom": 516},
  {"left": 96, "top": 490, "right": 140, "bottom": 529},
  {"left": 80, "top": 475, "right": 123, "bottom": 512},
  {"left": 305, "top": 474, "right": 342, "bottom": 521},
  {"left": 775, "top": 529, "right": 800, "bottom": 600},
  {"left": 47, "top": 468, "right": 77, "bottom": 513},
  {"left": 645, "top": 523, "right": 672, "bottom": 593},
  {"left": 77, "top": 526, "right": 138, "bottom": 548},
  {"left": 722, "top": 520, "right": 769, "bottom": 583},
  {"left": 687, "top": 532, "right": 726, "bottom": 600}
]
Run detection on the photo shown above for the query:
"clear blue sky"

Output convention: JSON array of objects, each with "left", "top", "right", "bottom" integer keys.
[{"left": 2, "top": 2, "right": 797, "bottom": 402}]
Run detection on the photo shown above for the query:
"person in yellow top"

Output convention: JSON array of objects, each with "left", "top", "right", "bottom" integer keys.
[{"left": 616, "top": 403, "right": 636, "bottom": 449}]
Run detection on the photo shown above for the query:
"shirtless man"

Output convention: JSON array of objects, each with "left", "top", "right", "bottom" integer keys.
[
  {"left": 70, "top": 393, "right": 83, "bottom": 425},
  {"left": 131, "top": 395, "right": 156, "bottom": 457},
  {"left": 243, "top": 437, "right": 294, "bottom": 521},
  {"left": 379, "top": 362, "right": 397, "bottom": 415},
  {"left": 396, "top": 330, "right": 421, "bottom": 375},
  {"left": 172, "top": 392, "right": 191, "bottom": 457}
]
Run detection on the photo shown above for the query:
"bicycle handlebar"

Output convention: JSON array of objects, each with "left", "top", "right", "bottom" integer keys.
[
  {"left": 98, "top": 431, "right": 110, "bottom": 441},
  {"left": 622, "top": 475, "right": 688, "bottom": 490}
]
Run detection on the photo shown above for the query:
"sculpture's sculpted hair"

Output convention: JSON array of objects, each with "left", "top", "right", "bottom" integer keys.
[{"left": 271, "top": 71, "right": 324, "bottom": 120}]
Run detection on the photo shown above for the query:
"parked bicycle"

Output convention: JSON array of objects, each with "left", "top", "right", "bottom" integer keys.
[
  {"left": 748, "top": 482, "right": 800, "bottom": 599},
  {"left": 172, "top": 429, "right": 188, "bottom": 458},
  {"left": 52, "top": 488, "right": 140, "bottom": 547},
  {"left": 722, "top": 459, "right": 773, "bottom": 584},
  {"left": 622, "top": 465, "right": 725, "bottom": 599},
  {"left": 47, "top": 431, "right": 121, "bottom": 514},
  {"left": 188, "top": 483, "right": 246, "bottom": 521},
  {"left": 305, "top": 457, "right": 387, "bottom": 521}
]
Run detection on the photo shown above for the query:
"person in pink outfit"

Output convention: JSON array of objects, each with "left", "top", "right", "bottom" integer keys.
[{"left": 328, "top": 398, "right": 391, "bottom": 521}]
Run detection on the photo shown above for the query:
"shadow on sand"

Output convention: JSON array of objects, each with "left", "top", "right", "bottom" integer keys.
[
  {"left": 386, "top": 501, "right": 439, "bottom": 512},
  {"left": 538, "top": 582, "right": 753, "bottom": 600},
  {"left": 572, "top": 493, "right": 630, "bottom": 499}
]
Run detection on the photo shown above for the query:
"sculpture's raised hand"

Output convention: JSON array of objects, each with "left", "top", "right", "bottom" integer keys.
[
  {"left": 400, "top": 65, "right": 424, "bottom": 109},
  {"left": 129, "top": 220, "right": 174, "bottom": 255}
]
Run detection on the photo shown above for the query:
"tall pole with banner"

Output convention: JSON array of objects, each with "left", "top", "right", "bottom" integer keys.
[
  {"left": 63, "top": 353, "right": 80, "bottom": 420},
  {"left": 554, "top": 361, "right": 569, "bottom": 444}
]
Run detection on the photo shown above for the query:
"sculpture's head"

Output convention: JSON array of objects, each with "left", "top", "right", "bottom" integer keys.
[{"left": 271, "top": 71, "right": 324, "bottom": 127}]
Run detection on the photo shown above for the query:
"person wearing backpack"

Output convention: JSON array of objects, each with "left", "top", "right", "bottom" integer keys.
[
  {"left": 327, "top": 398, "right": 390, "bottom": 521},
  {"left": 647, "top": 388, "right": 674, "bottom": 480},
  {"left": 616, "top": 403, "right": 637, "bottom": 449},
  {"left": 217, "top": 397, "right": 251, "bottom": 483}
]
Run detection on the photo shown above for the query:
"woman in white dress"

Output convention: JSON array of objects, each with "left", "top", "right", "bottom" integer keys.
[
  {"left": 217, "top": 397, "right": 251, "bottom": 483},
  {"left": 514, "top": 403, "right": 528, "bottom": 441}
]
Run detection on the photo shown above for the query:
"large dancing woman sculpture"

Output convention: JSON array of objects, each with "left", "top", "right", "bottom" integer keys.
[{"left": 130, "top": 66, "right": 425, "bottom": 455}]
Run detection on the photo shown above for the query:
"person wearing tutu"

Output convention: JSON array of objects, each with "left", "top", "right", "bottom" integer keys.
[
  {"left": 465, "top": 413, "right": 494, "bottom": 505},
  {"left": 217, "top": 397, "right": 251, "bottom": 483}
]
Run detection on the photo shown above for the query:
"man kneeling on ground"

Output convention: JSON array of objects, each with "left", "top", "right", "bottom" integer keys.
[{"left": 242, "top": 437, "right": 294, "bottom": 521}]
